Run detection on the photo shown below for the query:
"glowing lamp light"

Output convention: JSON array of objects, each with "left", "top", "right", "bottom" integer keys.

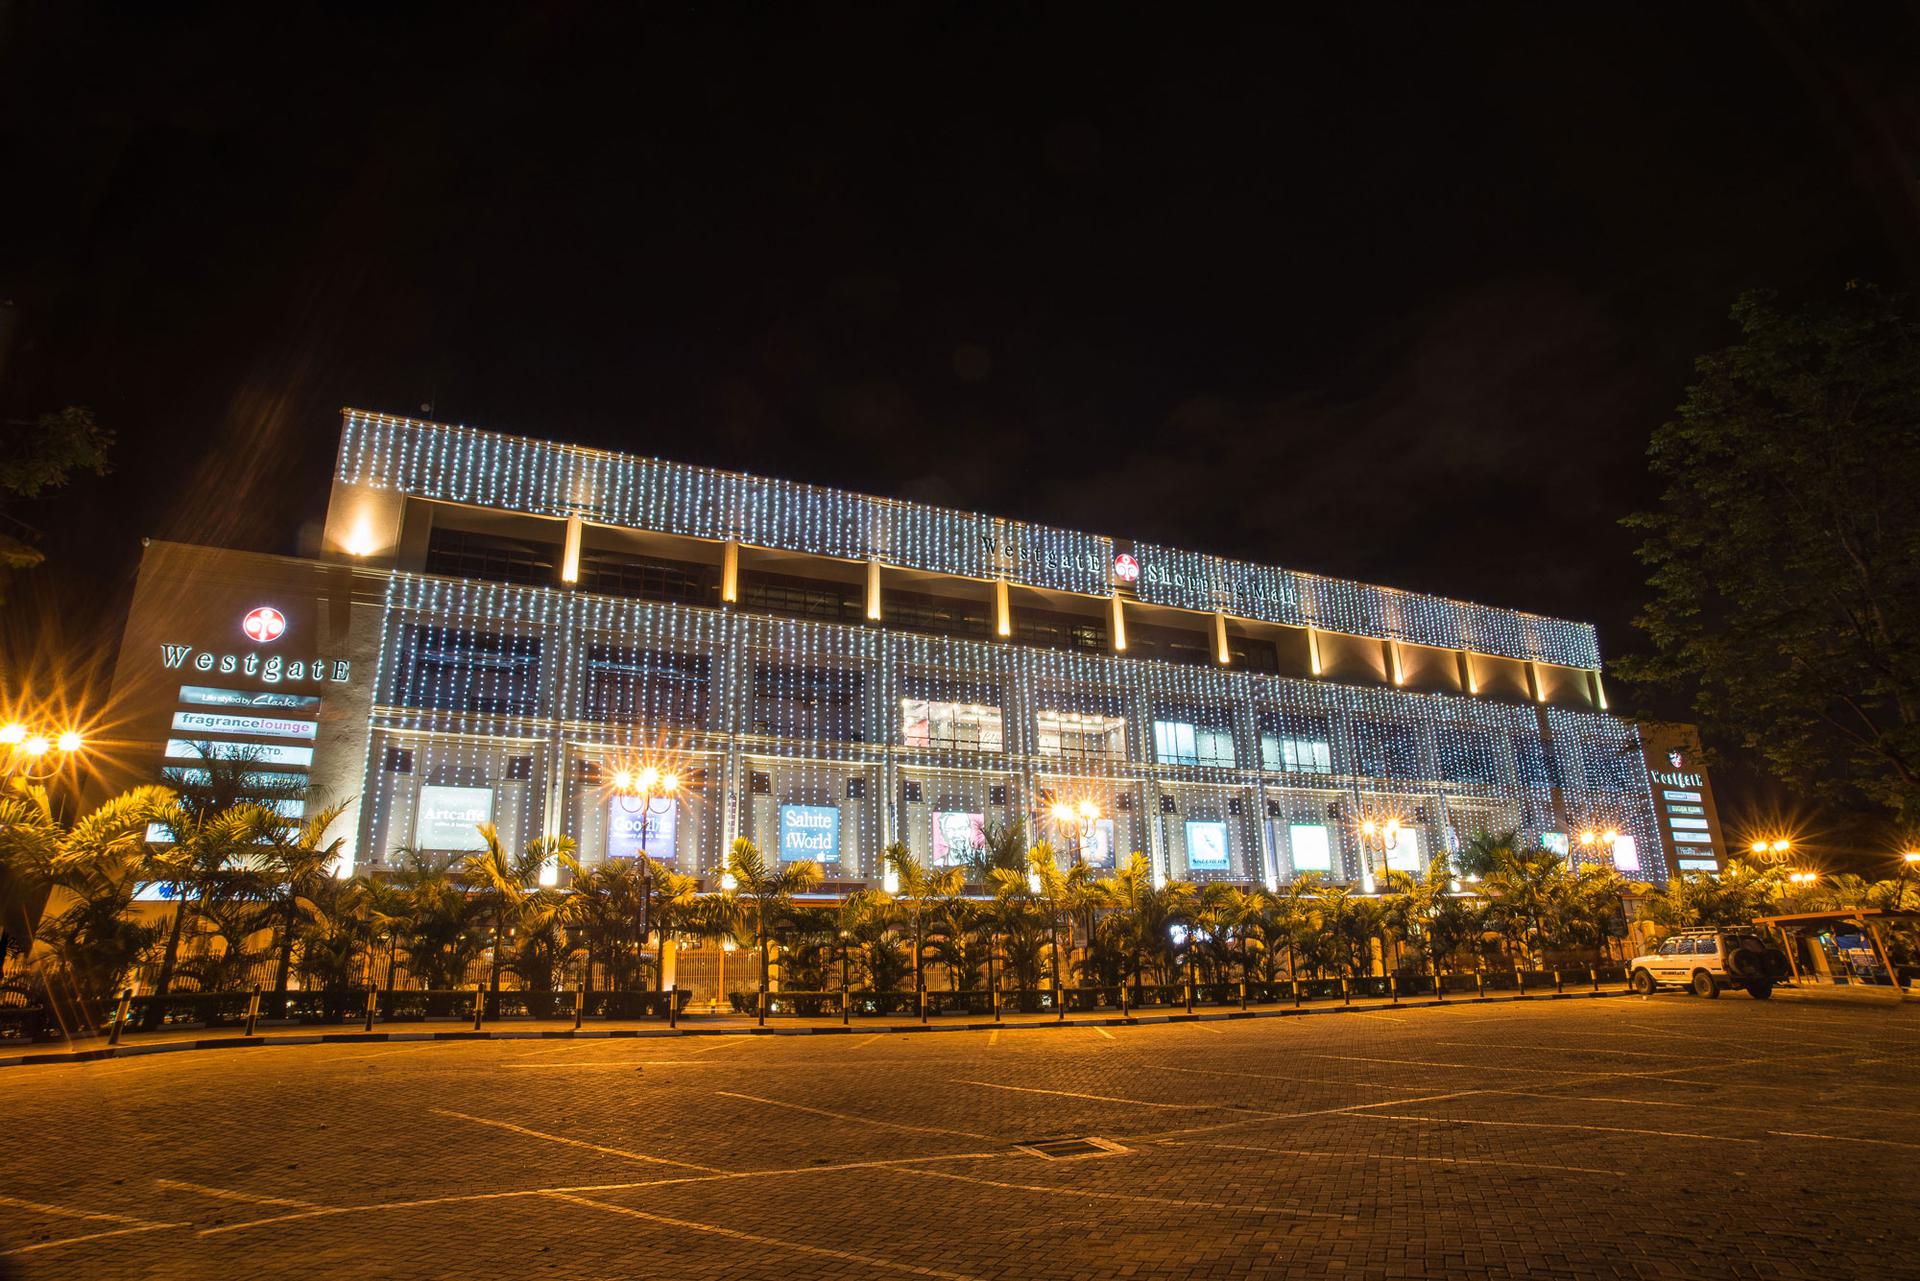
[
  {"left": 1050, "top": 802, "right": 1073, "bottom": 823},
  {"left": 1750, "top": 840, "right": 1768, "bottom": 855},
  {"left": 1027, "top": 869, "right": 1042, "bottom": 894},
  {"left": 1904, "top": 851, "right": 1920, "bottom": 865},
  {"left": 720, "top": 871, "right": 738, "bottom": 892},
  {"left": 1581, "top": 830, "right": 1598, "bottom": 847},
  {"left": 1770, "top": 839, "right": 1790, "bottom": 853},
  {"left": 1361, "top": 820, "right": 1377, "bottom": 838},
  {"left": 56, "top": 731, "right": 83, "bottom": 753},
  {"left": 611, "top": 769, "right": 635, "bottom": 792},
  {"left": 1602, "top": 829, "right": 1618, "bottom": 845},
  {"left": 1077, "top": 800, "right": 1099, "bottom": 822},
  {"left": 636, "top": 766, "right": 660, "bottom": 793},
  {"left": 21, "top": 735, "right": 49, "bottom": 758},
  {"left": 0, "top": 723, "right": 23, "bottom": 746},
  {"left": 660, "top": 772, "right": 680, "bottom": 795}
]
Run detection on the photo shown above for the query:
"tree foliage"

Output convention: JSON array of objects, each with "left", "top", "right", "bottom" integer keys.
[
  {"left": 1624, "top": 286, "right": 1920, "bottom": 818},
  {"left": 0, "top": 406, "right": 112, "bottom": 591}
]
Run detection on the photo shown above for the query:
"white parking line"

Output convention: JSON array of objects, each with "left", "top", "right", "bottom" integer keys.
[
  {"left": 1349, "top": 1112, "right": 1759, "bottom": 1142},
  {"left": 154, "top": 1179, "right": 321, "bottom": 1209},
  {"left": 717, "top": 1090, "right": 998, "bottom": 1140},
  {"left": 544, "top": 1189, "right": 985, "bottom": 1280},
  {"left": 1769, "top": 1130, "right": 1920, "bottom": 1151},
  {"left": 430, "top": 1108, "right": 726, "bottom": 1172},
  {"left": 1169, "top": 1137, "right": 1625, "bottom": 1177},
  {"left": 885, "top": 1164, "right": 1353, "bottom": 1222},
  {"left": 953, "top": 1079, "right": 1226, "bottom": 1110}
]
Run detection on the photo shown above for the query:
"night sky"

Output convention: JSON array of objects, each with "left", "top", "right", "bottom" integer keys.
[{"left": 4, "top": 5, "right": 1918, "bottom": 823}]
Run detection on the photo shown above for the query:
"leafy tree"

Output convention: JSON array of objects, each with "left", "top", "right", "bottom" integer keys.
[
  {"left": 261, "top": 802, "right": 351, "bottom": 994},
  {"left": 460, "top": 825, "right": 577, "bottom": 993},
  {"left": 726, "top": 837, "right": 821, "bottom": 1005},
  {"left": 883, "top": 841, "right": 963, "bottom": 998},
  {"left": 1624, "top": 286, "right": 1920, "bottom": 820},
  {"left": 0, "top": 406, "right": 112, "bottom": 600}
]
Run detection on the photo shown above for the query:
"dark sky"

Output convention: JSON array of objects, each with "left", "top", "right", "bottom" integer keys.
[{"left": 4, "top": 4, "right": 1918, "bottom": 823}]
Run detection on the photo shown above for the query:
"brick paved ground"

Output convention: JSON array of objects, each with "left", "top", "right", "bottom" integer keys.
[{"left": 0, "top": 995, "right": 1913, "bottom": 1280}]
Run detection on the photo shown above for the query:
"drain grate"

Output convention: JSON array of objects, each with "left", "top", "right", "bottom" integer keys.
[{"left": 1014, "top": 1136, "right": 1129, "bottom": 1160}]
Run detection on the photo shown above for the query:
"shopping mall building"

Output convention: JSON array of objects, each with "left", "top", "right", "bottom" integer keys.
[{"left": 105, "top": 409, "right": 1671, "bottom": 892}]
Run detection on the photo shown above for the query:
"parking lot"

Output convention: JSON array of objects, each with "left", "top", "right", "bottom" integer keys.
[{"left": 1, "top": 995, "right": 1913, "bottom": 1280}]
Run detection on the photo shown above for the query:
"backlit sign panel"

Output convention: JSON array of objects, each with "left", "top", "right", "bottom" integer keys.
[
  {"left": 779, "top": 804, "right": 841, "bottom": 863},
  {"left": 171, "top": 711, "right": 317, "bottom": 740},
  {"left": 607, "top": 797, "right": 678, "bottom": 861},
  {"left": 414, "top": 786, "right": 494, "bottom": 851},
  {"left": 1185, "top": 820, "right": 1229, "bottom": 870},
  {"left": 931, "top": 810, "right": 984, "bottom": 866}
]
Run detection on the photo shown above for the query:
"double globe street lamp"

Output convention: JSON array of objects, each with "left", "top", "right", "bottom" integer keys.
[{"left": 0, "top": 721, "right": 85, "bottom": 782}]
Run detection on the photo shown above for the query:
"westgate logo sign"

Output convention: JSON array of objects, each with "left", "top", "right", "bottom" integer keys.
[
  {"left": 161, "top": 646, "right": 351, "bottom": 684},
  {"left": 1651, "top": 769, "right": 1705, "bottom": 789},
  {"left": 1111, "top": 553, "right": 1139, "bottom": 584},
  {"left": 242, "top": 606, "right": 286, "bottom": 642}
]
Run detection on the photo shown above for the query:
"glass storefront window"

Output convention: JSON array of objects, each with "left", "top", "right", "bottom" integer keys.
[
  {"left": 1036, "top": 710, "right": 1126, "bottom": 760},
  {"left": 901, "top": 699, "right": 1005, "bottom": 752},
  {"left": 1261, "top": 734, "right": 1332, "bottom": 774},
  {"left": 1153, "top": 720, "right": 1235, "bottom": 768}
]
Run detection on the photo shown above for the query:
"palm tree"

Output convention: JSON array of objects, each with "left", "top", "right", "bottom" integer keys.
[
  {"left": 461, "top": 824, "right": 578, "bottom": 994},
  {"left": 643, "top": 862, "right": 702, "bottom": 994},
  {"left": 570, "top": 858, "right": 652, "bottom": 991},
  {"left": 837, "top": 887, "right": 907, "bottom": 992},
  {"left": 148, "top": 799, "right": 283, "bottom": 1000},
  {"left": 389, "top": 853, "right": 486, "bottom": 990},
  {"left": 884, "top": 841, "right": 963, "bottom": 1004},
  {"left": 1, "top": 783, "right": 174, "bottom": 1030},
  {"left": 293, "top": 871, "right": 370, "bottom": 1014},
  {"left": 261, "top": 802, "right": 351, "bottom": 995},
  {"left": 726, "top": 837, "right": 822, "bottom": 1018},
  {"left": 1269, "top": 874, "right": 1324, "bottom": 981}
]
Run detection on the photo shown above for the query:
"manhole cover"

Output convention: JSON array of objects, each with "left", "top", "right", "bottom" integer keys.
[{"left": 1013, "top": 1136, "right": 1128, "bottom": 1160}]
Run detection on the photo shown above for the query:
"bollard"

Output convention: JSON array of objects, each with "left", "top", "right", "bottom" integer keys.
[
  {"left": 757, "top": 988, "right": 767, "bottom": 1027},
  {"left": 1185, "top": 981, "right": 1194, "bottom": 1014},
  {"left": 668, "top": 985, "right": 678, "bottom": 1029},
  {"left": 845, "top": 988, "right": 853, "bottom": 1026},
  {"left": 991, "top": 986, "right": 1000, "bottom": 1023},
  {"left": 1475, "top": 970, "right": 1485, "bottom": 1000},
  {"left": 921, "top": 987, "right": 930, "bottom": 1024},
  {"left": 1240, "top": 979, "right": 1248, "bottom": 1011},
  {"left": 1293, "top": 978, "right": 1302, "bottom": 1008},
  {"left": 245, "top": 985, "right": 262, "bottom": 1037},
  {"left": 1341, "top": 976, "right": 1351, "bottom": 1006},
  {"left": 1555, "top": 970, "right": 1564, "bottom": 995},
  {"left": 1435, "top": 972, "right": 1444, "bottom": 1002},
  {"left": 574, "top": 985, "right": 585, "bottom": 1030},
  {"left": 364, "top": 987, "right": 378, "bottom": 1032},
  {"left": 108, "top": 989, "right": 133, "bottom": 1046},
  {"left": 1119, "top": 984, "right": 1128, "bottom": 1017},
  {"left": 1590, "top": 966, "right": 1599, "bottom": 993},
  {"left": 1390, "top": 973, "right": 1398, "bottom": 1004},
  {"left": 473, "top": 983, "right": 485, "bottom": 1031},
  {"left": 1515, "top": 966, "right": 1525, "bottom": 996}
]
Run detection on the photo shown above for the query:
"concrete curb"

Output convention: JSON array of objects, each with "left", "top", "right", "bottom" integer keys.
[{"left": 0, "top": 987, "right": 1631, "bottom": 1067}]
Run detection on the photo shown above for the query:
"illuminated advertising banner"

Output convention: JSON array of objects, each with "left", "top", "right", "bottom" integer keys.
[
  {"left": 779, "top": 804, "right": 841, "bottom": 863},
  {"left": 179, "top": 685, "right": 322, "bottom": 711},
  {"left": 1082, "top": 818, "right": 1116, "bottom": 868},
  {"left": 1184, "top": 820, "right": 1229, "bottom": 870},
  {"left": 171, "top": 711, "right": 318, "bottom": 740},
  {"left": 1286, "top": 823, "right": 1333, "bottom": 872},
  {"left": 165, "top": 738, "right": 313, "bottom": 767},
  {"left": 607, "top": 797, "right": 678, "bottom": 861},
  {"left": 931, "top": 811, "right": 984, "bottom": 867},
  {"left": 163, "top": 766, "right": 308, "bottom": 791},
  {"left": 1385, "top": 827, "right": 1423, "bottom": 874},
  {"left": 414, "top": 786, "right": 494, "bottom": 851},
  {"left": 1610, "top": 834, "right": 1641, "bottom": 872}
]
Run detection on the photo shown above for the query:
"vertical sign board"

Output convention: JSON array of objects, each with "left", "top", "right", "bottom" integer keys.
[
  {"left": 931, "top": 811, "right": 985, "bottom": 867},
  {"left": 414, "top": 786, "right": 495, "bottom": 852},
  {"left": 779, "top": 804, "right": 841, "bottom": 864},
  {"left": 607, "top": 798, "right": 679, "bottom": 861},
  {"left": 1185, "top": 820, "right": 1230, "bottom": 871}
]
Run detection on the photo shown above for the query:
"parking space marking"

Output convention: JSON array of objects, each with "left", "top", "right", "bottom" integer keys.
[
  {"left": 1170, "top": 1138, "right": 1625, "bottom": 1177},
  {"left": 886, "top": 1164, "right": 1353, "bottom": 1222},
  {"left": 954, "top": 1079, "right": 1233, "bottom": 1110},
  {"left": 1770, "top": 1130, "right": 1920, "bottom": 1151},
  {"left": 1094, "top": 1027, "right": 1116, "bottom": 1040},
  {"left": 0, "top": 1221, "right": 183, "bottom": 1258},
  {"left": 430, "top": 1108, "right": 727, "bottom": 1172},
  {"left": 1350, "top": 1112, "right": 1759, "bottom": 1142},
  {"left": 1126, "top": 1088, "right": 1490, "bottom": 1141},
  {"left": 0, "top": 1193, "right": 166, "bottom": 1226},
  {"left": 155, "top": 1179, "right": 322, "bottom": 1209},
  {"left": 544, "top": 1189, "right": 985, "bottom": 1280},
  {"left": 717, "top": 1090, "right": 998, "bottom": 1141}
]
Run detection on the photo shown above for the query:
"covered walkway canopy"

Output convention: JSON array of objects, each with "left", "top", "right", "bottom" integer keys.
[{"left": 1755, "top": 908, "right": 1917, "bottom": 993}]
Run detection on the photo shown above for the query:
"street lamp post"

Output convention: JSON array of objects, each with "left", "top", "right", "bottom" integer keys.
[
  {"left": 1049, "top": 799, "right": 1102, "bottom": 988},
  {"left": 1577, "top": 827, "right": 1620, "bottom": 869},
  {"left": 1357, "top": 817, "right": 1402, "bottom": 891},
  {"left": 839, "top": 929, "right": 851, "bottom": 1025},
  {"left": 1896, "top": 851, "right": 1920, "bottom": 909},
  {"left": 612, "top": 765, "right": 680, "bottom": 1006},
  {"left": 1, "top": 721, "right": 86, "bottom": 791}
]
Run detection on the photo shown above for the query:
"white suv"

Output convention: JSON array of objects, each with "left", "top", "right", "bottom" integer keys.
[{"left": 1628, "top": 929, "right": 1790, "bottom": 999}]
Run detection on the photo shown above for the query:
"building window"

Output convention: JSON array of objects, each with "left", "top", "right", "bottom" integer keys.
[
  {"left": 424, "top": 527, "right": 556, "bottom": 587},
  {"left": 395, "top": 626, "right": 543, "bottom": 717},
  {"left": 1260, "top": 734, "right": 1331, "bottom": 774},
  {"left": 1352, "top": 721, "right": 1422, "bottom": 779},
  {"left": 741, "top": 572, "right": 862, "bottom": 624},
  {"left": 1010, "top": 606, "right": 1108, "bottom": 655},
  {"left": 1128, "top": 623, "right": 1213, "bottom": 668},
  {"left": 901, "top": 699, "right": 1004, "bottom": 752},
  {"left": 885, "top": 590, "right": 991, "bottom": 639},
  {"left": 584, "top": 646, "right": 710, "bottom": 726},
  {"left": 578, "top": 551, "right": 716, "bottom": 606},
  {"left": 1153, "top": 720, "right": 1235, "bottom": 768},
  {"left": 1036, "top": 709, "right": 1126, "bottom": 761},
  {"left": 752, "top": 664, "right": 863, "bottom": 741}
]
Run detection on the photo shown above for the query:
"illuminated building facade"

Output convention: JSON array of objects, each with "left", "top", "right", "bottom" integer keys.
[{"left": 107, "top": 409, "right": 1665, "bottom": 892}]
